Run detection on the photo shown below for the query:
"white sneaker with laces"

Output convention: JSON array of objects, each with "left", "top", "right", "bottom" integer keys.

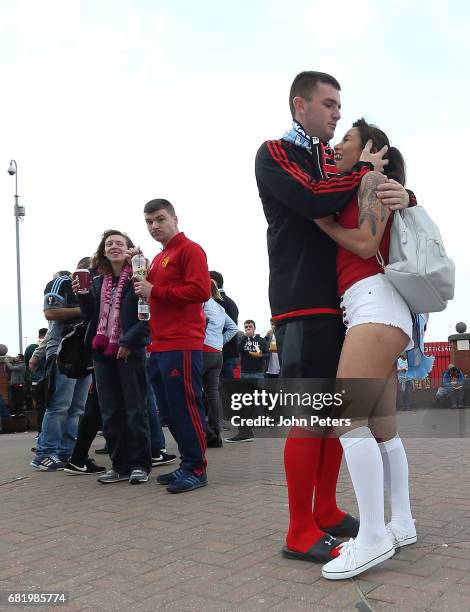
[
  {"left": 322, "top": 535, "right": 395, "bottom": 580},
  {"left": 386, "top": 520, "right": 417, "bottom": 548}
]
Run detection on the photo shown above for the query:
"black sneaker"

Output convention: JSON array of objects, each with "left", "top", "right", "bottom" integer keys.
[
  {"left": 207, "top": 437, "right": 223, "bottom": 448},
  {"left": 225, "top": 434, "right": 254, "bottom": 443},
  {"left": 94, "top": 445, "right": 108, "bottom": 455},
  {"left": 152, "top": 452, "right": 177, "bottom": 467},
  {"left": 64, "top": 458, "right": 106, "bottom": 475}
]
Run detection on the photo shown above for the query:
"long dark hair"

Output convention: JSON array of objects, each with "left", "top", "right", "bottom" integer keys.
[
  {"left": 352, "top": 118, "right": 406, "bottom": 186},
  {"left": 91, "top": 229, "right": 134, "bottom": 275}
]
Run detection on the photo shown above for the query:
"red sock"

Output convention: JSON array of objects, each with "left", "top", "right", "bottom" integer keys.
[
  {"left": 284, "top": 427, "right": 325, "bottom": 553},
  {"left": 313, "top": 437, "right": 347, "bottom": 529}
]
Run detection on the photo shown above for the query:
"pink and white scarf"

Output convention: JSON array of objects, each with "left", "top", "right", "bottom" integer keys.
[{"left": 92, "top": 265, "right": 132, "bottom": 356}]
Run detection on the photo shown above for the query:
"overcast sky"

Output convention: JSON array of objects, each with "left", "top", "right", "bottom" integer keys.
[{"left": 1, "top": 0, "right": 468, "bottom": 353}]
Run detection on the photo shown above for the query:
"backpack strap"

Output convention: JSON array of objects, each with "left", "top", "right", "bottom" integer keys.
[{"left": 376, "top": 249, "right": 385, "bottom": 270}]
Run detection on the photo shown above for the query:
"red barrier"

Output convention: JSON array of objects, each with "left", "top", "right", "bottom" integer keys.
[{"left": 424, "top": 341, "right": 451, "bottom": 388}]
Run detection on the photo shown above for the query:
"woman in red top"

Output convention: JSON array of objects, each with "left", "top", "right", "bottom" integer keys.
[{"left": 316, "top": 119, "right": 415, "bottom": 580}]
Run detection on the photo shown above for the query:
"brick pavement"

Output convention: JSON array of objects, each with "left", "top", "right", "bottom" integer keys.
[{"left": 1, "top": 412, "right": 470, "bottom": 611}]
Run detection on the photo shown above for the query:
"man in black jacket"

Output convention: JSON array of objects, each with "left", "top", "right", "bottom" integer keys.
[
  {"left": 226, "top": 320, "right": 269, "bottom": 443},
  {"left": 209, "top": 271, "right": 239, "bottom": 380},
  {"left": 255, "top": 71, "right": 412, "bottom": 563}
]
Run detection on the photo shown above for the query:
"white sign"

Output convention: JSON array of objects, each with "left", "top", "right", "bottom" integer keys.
[{"left": 457, "top": 340, "right": 470, "bottom": 350}]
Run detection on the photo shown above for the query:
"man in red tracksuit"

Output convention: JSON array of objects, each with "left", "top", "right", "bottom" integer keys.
[
  {"left": 133, "top": 198, "right": 211, "bottom": 494},
  {"left": 255, "top": 71, "right": 414, "bottom": 562}
]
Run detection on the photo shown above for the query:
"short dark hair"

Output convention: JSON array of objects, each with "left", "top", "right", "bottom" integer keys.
[
  {"left": 209, "top": 271, "right": 224, "bottom": 288},
  {"left": 56, "top": 270, "right": 72, "bottom": 278},
  {"left": 91, "top": 230, "right": 134, "bottom": 275},
  {"left": 244, "top": 320, "right": 256, "bottom": 328},
  {"left": 144, "top": 199, "right": 176, "bottom": 216},
  {"left": 289, "top": 71, "right": 341, "bottom": 118},
  {"left": 352, "top": 118, "right": 406, "bottom": 186},
  {"left": 38, "top": 328, "right": 48, "bottom": 338}
]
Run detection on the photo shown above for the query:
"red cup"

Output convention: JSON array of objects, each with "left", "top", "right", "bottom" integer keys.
[{"left": 73, "top": 269, "right": 91, "bottom": 294}]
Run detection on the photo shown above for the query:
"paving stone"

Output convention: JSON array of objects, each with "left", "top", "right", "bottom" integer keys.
[
  {"left": 161, "top": 594, "right": 231, "bottom": 611},
  {"left": 429, "top": 584, "right": 470, "bottom": 611},
  {"left": 365, "top": 568, "right": 422, "bottom": 587},
  {"left": 1, "top": 432, "right": 470, "bottom": 610},
  {"left": 367, "top": 584, "right": 439, "bottom": 608},
  {"left": 269, "top": 580, "right": 330, "bottom": 604},
  {"left": 223, "top": 577, "right": 279, "bottom": 604},
  {"left": 72, "top": 587, "right": 134, "bottom": 610},
  {"left": 415, "top": 566, "right": 468, "bottom": 594},
  {"left": 320, "top": 583, "right": 362, "bottom": 608}
]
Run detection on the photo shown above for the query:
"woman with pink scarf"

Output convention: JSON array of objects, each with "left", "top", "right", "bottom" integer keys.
[{"left": 74, "top": 230, "right": 151, "bottom": 484}]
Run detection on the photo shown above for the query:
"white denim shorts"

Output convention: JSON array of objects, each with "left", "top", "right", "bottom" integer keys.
[{"left": 340, "top": 273, "right": 414, "bottom": 350}]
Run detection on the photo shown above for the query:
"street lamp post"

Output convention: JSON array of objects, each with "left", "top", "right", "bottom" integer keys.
[{"left": 7, "top": 160, "right": 25, "bottom": 354}]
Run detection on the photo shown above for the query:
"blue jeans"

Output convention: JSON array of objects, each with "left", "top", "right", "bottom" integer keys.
[
  {"left": 398, "top": 380, "right": 413, "bottom": 409},
  {"left": 241, "top": 372, "right": 264, "bottom": 380},
  {"left": 220, "top": 356, "right": 238, "bottom": 380},
  {"left": 36, "top": 365, "right": 91, "bottom": 460},
  {"left": 236, "top": 371, "right": 264, "bottom": 436},
  {"left": 436, "top": 386, "right": 464, "bottom": 408}
]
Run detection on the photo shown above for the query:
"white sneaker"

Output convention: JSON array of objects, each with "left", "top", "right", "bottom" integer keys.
[
  {"left": 386, "top": 520, "right": 417, "bottom": 548},
  {"left": 322, "top": 536, "right": 395, "bottom": 580}
]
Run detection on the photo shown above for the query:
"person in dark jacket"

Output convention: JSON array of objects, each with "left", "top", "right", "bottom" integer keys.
[
  {"left": 74, "top": 230, "right": 151, "bottom": 484},
  {"left": 436, "top": 364, "right": 465, "bottom": 408},
  {"left": 210, "top": 270, "right": 240, "bottom": 433},
  {"left": 24, "top": 328, "right": 48, "bottom": 431},
  {"left": 209, "top": 271, "right": 239, "bottom": 378},
  {"left": 225, "top": 320, "right": 269, "bottom": 443},
  {"left": 5, "top": 355, "right": 26, "bottom": 415}
]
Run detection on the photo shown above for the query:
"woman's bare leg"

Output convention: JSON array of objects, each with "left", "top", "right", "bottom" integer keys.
[{"left": 334, "top": 324, "right": 408, "bottom": 548}]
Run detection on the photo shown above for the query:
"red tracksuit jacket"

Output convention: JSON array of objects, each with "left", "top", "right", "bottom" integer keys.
[{"left": 148, "top": 232, "right": 211, "bottom": 352}]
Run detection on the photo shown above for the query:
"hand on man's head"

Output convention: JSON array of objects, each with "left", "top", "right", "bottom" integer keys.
[{"left": 359, "top": 139, "right": 389, "bottom": 173}]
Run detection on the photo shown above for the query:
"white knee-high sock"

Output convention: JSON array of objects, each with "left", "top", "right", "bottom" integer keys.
[
  {"left": 378, "top": 435, "right": 413, "bottom": 528},
  {"left": 340, "top": 426, "right": 387, "bottom": 548}
]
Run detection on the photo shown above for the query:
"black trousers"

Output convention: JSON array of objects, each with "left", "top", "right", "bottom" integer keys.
[
  {"left": 203, "top": 352, "right": 223, "bottom": 440},
  {"left": 9, "top": 385, "right": 25, "bottom": 416},
  {"left": 93, "top": 351, "right": 151, "bottom": 474}
]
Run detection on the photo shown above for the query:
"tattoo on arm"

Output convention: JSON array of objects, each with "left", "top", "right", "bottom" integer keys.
[{"left": 358, "top": 172, "right": 387, "bottom": 236}]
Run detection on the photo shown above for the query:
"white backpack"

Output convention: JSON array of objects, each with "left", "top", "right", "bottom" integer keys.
[{"left": 377, "top": 206, "right": 455, "bottom": 314}]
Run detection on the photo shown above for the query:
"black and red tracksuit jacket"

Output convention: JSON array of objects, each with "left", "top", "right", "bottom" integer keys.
[{"left": 255, "top": 137, "right": 373, "bottom": 324}]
